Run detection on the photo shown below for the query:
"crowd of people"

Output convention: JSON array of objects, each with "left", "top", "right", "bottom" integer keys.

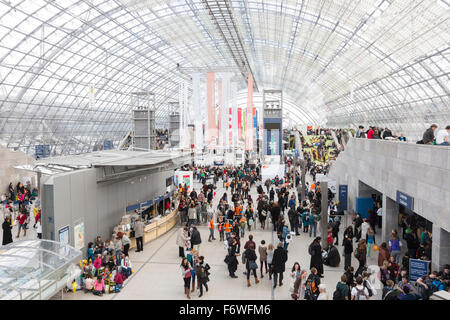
[
  {"left": 174, "top": 140, "right": 448, "bottom": 300},
  {"left": 355, "top": 125, "right": 407, "bottom": 141},
  {"left": 2, "top": 181, "right": 42, "bottom": 245},
  {"left": 419, "top": 124, "right": 449, "bottom": 146},
  {"left": 354, "top": 123, "right": 450, "bottom": 146}
]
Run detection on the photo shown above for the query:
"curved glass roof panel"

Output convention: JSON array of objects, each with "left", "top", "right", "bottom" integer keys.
[
  {"left": 0, "top": 239, "right": 81, "bottom": 300},
  {"left": 0, "top": 0, "right": 448, "bottom": 154}
]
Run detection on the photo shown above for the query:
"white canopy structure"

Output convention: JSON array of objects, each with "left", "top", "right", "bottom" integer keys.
[{"left": 0, "top": 0, "right": 448, "bottom": 155}]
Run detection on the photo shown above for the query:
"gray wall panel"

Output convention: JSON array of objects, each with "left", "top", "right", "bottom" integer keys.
[{"left": 45, "top": 167, "right": 173, "bottom": 254}]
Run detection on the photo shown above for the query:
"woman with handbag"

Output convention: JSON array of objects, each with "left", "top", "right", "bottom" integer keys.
[
  {"left": 180, "top": 258, "right": 192, "bottom": 299},
  {"left": 244, "top": 243, "right": 259, "bottom": 287}
]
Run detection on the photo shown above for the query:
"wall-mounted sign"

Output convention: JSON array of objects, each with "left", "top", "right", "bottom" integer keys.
[
  {"left": 396, "top": 190, "right": 414, "bottom": 211},
  {"left": 58, "top": 225, "right": 70, "bottom": 245},
  {"left": 74, "top": 222, "right": 85, "bottom": 250},
  {"left": 409, "top": 258, "right": 430, "bottom": 281},
  {"left": 339, "top": 185, "right": 348, "bottom": 211}
]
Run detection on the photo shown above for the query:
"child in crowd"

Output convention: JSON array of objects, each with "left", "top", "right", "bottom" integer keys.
[
  {"left": 84, "top": 275, "right": 95, "bottom": 293},
  {"left": 93, "top": 276, "right": 105, "bottom": 296}
]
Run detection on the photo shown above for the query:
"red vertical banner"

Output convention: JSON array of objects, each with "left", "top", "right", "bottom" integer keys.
[
  {"left": 246, "top": 74, "right": 254, "bottom": 151},
  {"left": 218, "top": 81, "right": 222, "bottom": 146},
  {"left": 229, "top": 107, "right": 233, "bottom": 145},
  {"left": 206, "top": 72, "right": 216, "bottom": 148},
  {"left": 237, "top": 108, "right": 242, "bottom": 140}
]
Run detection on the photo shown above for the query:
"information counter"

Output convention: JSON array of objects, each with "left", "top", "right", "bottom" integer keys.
[{"left": 128, "top": 209, "right": 178, "bottom": 249}]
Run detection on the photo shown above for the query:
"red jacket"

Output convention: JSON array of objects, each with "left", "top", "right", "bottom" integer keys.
[{"left": 18, "top": 214, "right": 27, "bottom": 225}]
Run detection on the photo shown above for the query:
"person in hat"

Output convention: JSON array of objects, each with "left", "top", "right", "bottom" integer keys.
[{"left": 309, "top": 237, "right": 324, "bottom": 278}]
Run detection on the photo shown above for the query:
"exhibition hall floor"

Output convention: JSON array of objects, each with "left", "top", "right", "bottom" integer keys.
[{"left": 63, "top": 179, "right": 383, "bottom": 300}]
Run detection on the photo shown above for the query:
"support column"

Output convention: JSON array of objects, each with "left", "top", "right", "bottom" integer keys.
[
  {"left": 431, "top": 225, "right": 450, "bottom": 271},
  {"left": 300, "top": 160, "right": 306, "bottom": 202},
  {"left": 320, "top": 181, "right": 329, "bottom": 249},
  {"left": 381, "top": 194, "right": 398, "bottom": 244}
]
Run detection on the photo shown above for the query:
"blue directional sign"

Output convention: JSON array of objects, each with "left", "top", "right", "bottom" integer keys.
[
  {"left": 396, "top": 190, "right": 414, "bottom": 210},
  {"left": 339, "top": 185, "right": 348, "bottom": 211},
  {"left": 409, "top": 258, "right": 430, "bottom": 281}
]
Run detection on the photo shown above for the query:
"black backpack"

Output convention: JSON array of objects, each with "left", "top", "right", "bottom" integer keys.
[
  {"left": 333, "top": 286, "right": 345, "bottom": 300},
  {"left": 363, "top": 280, "right": 373, "bottom": 297}
]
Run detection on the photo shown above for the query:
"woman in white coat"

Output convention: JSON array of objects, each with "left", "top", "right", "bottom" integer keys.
[{"left": 177, "top": 226, "right": 190, "bottom": 258}]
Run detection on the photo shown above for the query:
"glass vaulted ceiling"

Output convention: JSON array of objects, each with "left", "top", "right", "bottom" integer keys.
[{"left": 0, "top": 0, "right": 449, "bottom": 155}]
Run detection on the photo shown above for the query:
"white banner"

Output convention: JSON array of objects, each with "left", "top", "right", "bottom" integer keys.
[
  {"left": 261, "top": 164, "right": 285, "bottom": 183},
  {"left": 192, "top": 73, "right": 203, "bottom": 150}
]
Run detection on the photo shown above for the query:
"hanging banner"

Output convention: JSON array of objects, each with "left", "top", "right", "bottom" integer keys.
[
  {"left": 218, "top": 80, "right": 222, "bottom": 146},
  {"left": 206, "top": 72, "right": 216, "bottom": 148},
  {"left": 221, "top": 75, "right": 230, "bottom": 148},
  {"left": 231, "top": 81, "right": 238, "bottom": 147},
  {"left": 192, "top": 73, "right": 203, "bottom": 150},
  {"left": 246, "top": 74, "right": 254, "bottom": 151},
  {"left": 237, "top": 108, "right": 242, "bottom": 140}
]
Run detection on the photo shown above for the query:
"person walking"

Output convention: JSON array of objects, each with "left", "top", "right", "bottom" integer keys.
[
  {"left": 309, "top": 210, "right": 319, "bottom": 238},
  {"left": 389, "top": 230, "right": 402, "bottom": 264},
  {"left": 272, "top": 242, "right": 288, "bottom": 288},
  {"left": 35, "top": 218, "right": 42, "bottom": 239},
  {"left": 134, "top": 217, "right": 145, "bottom": 252},
  {"left": 258, "top": 240, "right": 268, "bottom": 278},
  {"left": 378, "top": 242, "right": 391, "bottom": 267},
  {"left": 16, "top": 211, "right": 27, "bottom": 238},
  {"left": 244, "top": 243, "right": 259, "bottom": 286},
  {"left": 121, "top": 233, "right": 131, "bottom": 257},
  {"left": 176, "top": 227, "right": 190, "bottom": 258},
  {"left": 309, "top": 237, "right": 324, "bottom": 278},
  {"left": 366, "top": 228, "right": 375, "bottom": 258},
  {"left": 355, "top": 239, "right": 367, "bottom": 277},
  {"left": 2, "top": 216, "right": 13, "bottom": 245},
  {"left": 226, "top": 237, "right": 239, "bottom": 278},
  {"left": 267, "top": 243, "right": 274, "bottom": 280},
  {"left": 343, "top": 234, "right": 353, "bottom": 271},
  {"left": 190, "top": 226, "right": 202, "bottom": 254},
  {"left": 208, "top": 217, "right": 216, "bottom": 242},
  {"left": 180, "top": 258, "right": 193, "bottom": 299}
]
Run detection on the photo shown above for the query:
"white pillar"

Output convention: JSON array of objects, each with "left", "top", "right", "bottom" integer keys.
[
  {"left": 432, "top": 225, "right": 450, "bottom": 271},
  {"left": 381, "top": 194, "right": 398, "bottom": 244}
]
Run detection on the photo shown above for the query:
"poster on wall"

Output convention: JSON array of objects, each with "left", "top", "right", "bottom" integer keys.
[
  {"left": 58, "top": 225, "right": 70, "bottom": 245},
  {"left": 74, "top": 222, "right": 85, "bottom": 250},
  {"left": 174, "top": 171, "right": 193, "bottom": 191}
]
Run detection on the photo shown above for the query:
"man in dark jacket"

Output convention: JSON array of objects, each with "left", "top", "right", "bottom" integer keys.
[
  {"left": 309, "top": 237, "right": 324, "bottom": 277},
  {"left": 288, "top": 207, "right": 299, "bottom": 236},
  {"left": 422, "top": 124, "right": 437, "bottom": 144},
  {"left": 272, "top": 242, "right": 288, "bottom": 288},
  {"left": 190, "top": 226, "right": 202, "bottom": 253},
  {"left": 270, "top": 202, "right": 281, "bottom": 231}
]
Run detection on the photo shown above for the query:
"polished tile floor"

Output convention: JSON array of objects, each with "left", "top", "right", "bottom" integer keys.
[{"left": 63, "top": 175, "right": 384, "bottom": 300}]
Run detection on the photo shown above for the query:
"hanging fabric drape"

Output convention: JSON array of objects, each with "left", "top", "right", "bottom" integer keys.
[
  {"left": 221, "top": 74, "right": 230, "bottom": 148},
  {"left": 192, "top": 73, "right": 202, "bottom": 150},
  {"left": 206, "top": 72, "right": 216, "bottom": 148},
  {"left": 245, "top": 74, "right": 254, "bottom": 151}
]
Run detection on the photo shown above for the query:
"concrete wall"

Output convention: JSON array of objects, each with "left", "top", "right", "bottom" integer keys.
[
  {"left": 329, "top": 138, "right": 450, "bottom": 270},
  {"left": 42, "top": 167, "right": 173, "bottom": 251},
  {"left": 0, "top": 145, "right": 36, "bottom": 194}
]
